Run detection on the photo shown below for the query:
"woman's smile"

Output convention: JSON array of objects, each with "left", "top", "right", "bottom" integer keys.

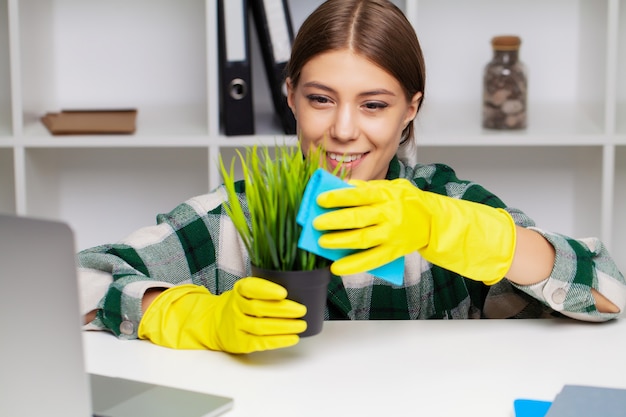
[{"left": 326, "top": 151, "right": 368, "bottom": 171}]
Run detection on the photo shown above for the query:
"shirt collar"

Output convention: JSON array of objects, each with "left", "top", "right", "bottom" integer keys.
[{"left": 385, "top": 155, "right": 402, "bottom": 180}]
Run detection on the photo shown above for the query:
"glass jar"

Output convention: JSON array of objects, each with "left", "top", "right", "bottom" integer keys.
[{"left": 482, "top": 35, "right": 527, "bottom": 130}]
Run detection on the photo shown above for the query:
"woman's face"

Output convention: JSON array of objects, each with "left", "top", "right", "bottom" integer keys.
[{"left": 287, "top": 49, "right": 421, "bottom": 180}]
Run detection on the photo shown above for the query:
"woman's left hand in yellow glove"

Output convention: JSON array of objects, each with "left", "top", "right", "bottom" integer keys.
[{"left": 313, "top": 179, "right": 517, "bottom": 285}]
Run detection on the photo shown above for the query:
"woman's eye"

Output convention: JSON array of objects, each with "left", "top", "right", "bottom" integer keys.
[
  {"left": 364, "top": 101, "right": 388, "bottom": 111},
  {"left": 307, "top": 95, "right": 331, "bottom": 105}
]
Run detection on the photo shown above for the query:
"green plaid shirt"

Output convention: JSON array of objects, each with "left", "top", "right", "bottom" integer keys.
[{"left": 78, "top": 156, "right": 626, "bottom": 339}]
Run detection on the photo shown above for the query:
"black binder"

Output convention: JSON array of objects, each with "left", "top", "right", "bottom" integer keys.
[
  {"left": 249, "top": 0, "right": 296, "bottom": 135},
  {"left": 218, "top": 0, "right": 255, "bottom": 136}
]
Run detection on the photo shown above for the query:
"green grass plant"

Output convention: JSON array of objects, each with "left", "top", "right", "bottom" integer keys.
[{"left": 219, "top": 144, "right": 333, "bottom": 272}]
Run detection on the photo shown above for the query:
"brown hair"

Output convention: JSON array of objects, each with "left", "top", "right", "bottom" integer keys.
[{"left": 287, "top": 0, "right": 426, "bottom": 147}]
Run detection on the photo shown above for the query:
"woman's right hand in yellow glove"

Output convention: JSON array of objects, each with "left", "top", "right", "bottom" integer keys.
[
  {"left": 138, "top": 278, "right": 307, "bottom": 354},
  {"left": 314, "top": 179, "right": 516, "bottom": 285}
]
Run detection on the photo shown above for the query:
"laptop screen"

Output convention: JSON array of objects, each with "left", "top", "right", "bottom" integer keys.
[{"left": 0, "top": 215, "right": 233, "bottom": 417}]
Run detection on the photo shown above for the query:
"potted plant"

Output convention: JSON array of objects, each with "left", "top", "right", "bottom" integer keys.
[{"left": 219, "top": 144, "right": 334, "bottom": 337}]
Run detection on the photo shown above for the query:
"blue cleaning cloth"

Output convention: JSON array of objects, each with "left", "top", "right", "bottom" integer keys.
[
  {"left": 513, "top": 399, "right": 552, "bottom": 417},
  {"left": 296, "top": 169, "right": 404, "bottom": 285}
]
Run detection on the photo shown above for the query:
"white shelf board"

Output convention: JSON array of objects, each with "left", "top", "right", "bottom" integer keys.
[
  {"left": 9, "top": 104, "right": 617, "bottom": 149},
  {"left": 18, "top": 136, "right": 213, "bottom": 149},
  {"left": 215, "top": 109, "right": 298, "bottom": 141},
  {"left": 416, "top": 134, "right": 610, "bottom": 147},
  {"left": 221, "top": 103, "right": 611, "bottom": 148},
  {"left": 214, "top": 136, "right": 299, "bottom": 149},
  {"left": 414, "top": 102, "right": 607, "bottom": 146},
  {"left": 21, "top": 105, "right": 209, "bottom": 140}
]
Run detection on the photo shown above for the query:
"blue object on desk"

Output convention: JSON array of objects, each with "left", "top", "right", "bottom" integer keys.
[
  {"left": 297, "top": 169, "right": 404, "bottom": 285},
  {"left": 515, "top": 385, "right": 626, "bottom": 417},
  {"left": 545, "top": 385, "right": 626, "bottom": 417},
  {"left": 513, "top": 399, "right": 552, "bottom": 417}
]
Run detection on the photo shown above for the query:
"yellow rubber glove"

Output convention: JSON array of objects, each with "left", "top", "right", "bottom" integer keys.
[
  {"left": 138, "top": 278, "right": 307, "bottom": 353},
  {"left": 313, "top": 179, "right": 516, "bottom": 285}
]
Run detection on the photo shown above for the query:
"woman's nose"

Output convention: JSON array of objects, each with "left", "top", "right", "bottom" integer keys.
[{"left": 329, "top": 105, "right": 358, "bottom": 142}]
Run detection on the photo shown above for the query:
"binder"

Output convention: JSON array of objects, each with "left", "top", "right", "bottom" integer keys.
[
  {"left": 249, "top": 0, "right": 296, "bottom": 135},
  {"left": 218, "top": 0, "right": 255, "bottom": 136}
]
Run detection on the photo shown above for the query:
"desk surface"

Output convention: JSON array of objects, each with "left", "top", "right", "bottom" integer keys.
[{"left": 84, "top": 319, "right": 626, "bottom": 417}]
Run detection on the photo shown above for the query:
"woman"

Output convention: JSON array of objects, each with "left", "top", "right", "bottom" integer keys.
[{"left": 80, "top": 0, "right": 625, "bottom": 354}]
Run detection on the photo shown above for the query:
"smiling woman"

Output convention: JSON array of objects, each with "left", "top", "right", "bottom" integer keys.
[
  {"left": 287, "top": 50, "right": 421, "bottom": 180},
  {"left": 77, "top": 0, "right": 625, "bottom": 355},
  {"left": 286, "top": 0, "right": 425, "bottom": 178}
]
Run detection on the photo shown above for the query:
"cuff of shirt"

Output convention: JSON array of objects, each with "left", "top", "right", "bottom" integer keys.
[
  {"left": 511, "top": 228, "right": 622, "bottom": 321},
  {"left": 98, "top": 280, "right": 174, "bottom": 340}
]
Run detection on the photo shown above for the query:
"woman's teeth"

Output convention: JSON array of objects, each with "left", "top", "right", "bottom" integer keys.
[{"left": 327, "top": 152, "right": 364, "bottom": 163}]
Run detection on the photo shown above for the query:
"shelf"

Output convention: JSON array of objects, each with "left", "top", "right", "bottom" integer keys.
[
  {"left": 22, "top": 105, "right": 209, "bottom": 139},
  {"left": 415, "top": 102, "right": 607, "bottom": 145},
  {"left": 215, "top": 130, "right": 298, "bottom": 148},
  {"left": 23, "top": 147, "right": 210, "bottom": 249},
  {"left": 416, "top": 146, "right": 603, "bottom": 239},
  {"left": 249, "top": 0, "right": 614, "bottom": 140},
  {"left": 415, "top": 0, "right": 609, "bottom": 129},
  {"left": 0, "top": 0, "right": 11, "bottom": 137},
  {"left": 0, "top": 0, "right": 623, "bottom": 259},
  {"left": 17, "top": 0, "right": 208, "bottom": 138},
  {"left": 0, "top": 148, "right": 15, "bottom": 214},
  {"left": 17, "top": 135, "right": 214, "bottom": 149},
  {"left": 16, "top": 103, "right": 612, "bottom": 148},
  {"left": 618, "top": 0, "right": 626, "bottom": 134},
  {"left": 614, "top": 146, "right": 626, "bottom": 273}
]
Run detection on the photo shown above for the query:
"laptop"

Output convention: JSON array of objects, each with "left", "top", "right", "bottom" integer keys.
[{"left": 0, "top": 214, "right": 234, "bottom": 417}]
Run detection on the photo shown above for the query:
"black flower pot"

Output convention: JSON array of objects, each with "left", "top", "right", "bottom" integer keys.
[{"left": 250, "top": 265, "right": 331, "bottom": 337}]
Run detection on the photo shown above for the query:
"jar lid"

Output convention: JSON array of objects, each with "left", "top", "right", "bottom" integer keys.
[{"left": 491, "top": 35, "right": 521, "bottom": 51}]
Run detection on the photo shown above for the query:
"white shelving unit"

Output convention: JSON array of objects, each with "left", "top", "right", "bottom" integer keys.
[{"left": 1, "top": 0, "right": 624, "bottom": 273}]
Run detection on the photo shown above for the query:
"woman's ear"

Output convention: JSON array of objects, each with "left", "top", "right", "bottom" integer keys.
[
  {"left": 286, "top": 77, "right": 296, "bottom": 117},
  {"left": 404, "top": 91, "right": 422, "bottom": 125}
]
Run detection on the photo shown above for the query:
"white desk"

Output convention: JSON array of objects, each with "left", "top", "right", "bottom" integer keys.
[{"left": 84, "top": 319, "right": 626, "bottom": 417}]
